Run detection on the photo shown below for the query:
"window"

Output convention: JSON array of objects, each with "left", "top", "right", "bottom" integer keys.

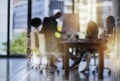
[
  {"left": 10, "top": 0, "right": 28, "bottom": 55},
  {"left": 0, "top": 0, "right": 8, "bottom": 55}
]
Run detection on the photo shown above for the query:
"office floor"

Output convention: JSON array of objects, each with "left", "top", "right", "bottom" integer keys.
[{"left": 0, "top": 57, "right": 120, "bottom": 81}]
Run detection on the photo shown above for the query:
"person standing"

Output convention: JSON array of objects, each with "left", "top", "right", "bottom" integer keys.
[
  {"left": 31, "top": 17, "right": 41, "bottom": 53},
  {"left": 27, "top": 17, "right": 41, "bottom": 69},
  {"left": 40, "top": 11, "right": 62, "bottom": 69}
]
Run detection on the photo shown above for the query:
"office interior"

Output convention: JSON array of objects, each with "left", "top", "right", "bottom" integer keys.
[{"left": 0, "top": 0, "right": 120, "bottom": 81}]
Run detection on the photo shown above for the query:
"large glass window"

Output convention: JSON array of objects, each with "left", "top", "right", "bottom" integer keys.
[
  {"left": 10, "top": 0, "right": 28, "bottom": 55},
  {"left": 0, "top": 0, "right": 113, "bottom": 56},
  {"left": 0, "top": 0, "right": 8, "bottom": 55},
  {"left": 9, "top": 0, "right": 50, "bottom": 56},
  {"left": 10, "top": 0, "right": 63, "bottom": 56},
  {"left": 79, "top": 0, "right": 97, "bottom": 32}
]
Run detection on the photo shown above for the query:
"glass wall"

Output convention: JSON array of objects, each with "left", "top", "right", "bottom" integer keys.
[
  {"left": 0, "top": 0, "right": 8, "bottom": 55},
  {"left": 79, "top": 0, "right": 97, "bottom": 32},
  {"left": 0, "top": 0, "right": 113, "bottom": 56},
  {"left": 10, "top": 0, "right": 28, "bottom": 55},
  {"left": 9, "top": 0, "right": 50, "bottom": 56},
  {"left": 9, "top": 0, "right": 52, "bottom": 56}
]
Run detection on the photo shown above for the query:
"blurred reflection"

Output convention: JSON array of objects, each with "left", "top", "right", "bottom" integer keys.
[
  {"left": 0, "top": 58, "right": 120, "bottom": 81},
  {"left": 0, "top": 59, "right": 7, "bottom": 81}
]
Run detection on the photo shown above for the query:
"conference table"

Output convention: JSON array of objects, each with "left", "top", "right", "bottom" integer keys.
[{"left": 61, "top": 39, "right": 106, "bottom": 80}]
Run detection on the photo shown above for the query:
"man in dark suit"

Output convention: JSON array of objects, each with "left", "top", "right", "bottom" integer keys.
[{"left": 40, "top": 11, "right": 62, "bottom": 70}]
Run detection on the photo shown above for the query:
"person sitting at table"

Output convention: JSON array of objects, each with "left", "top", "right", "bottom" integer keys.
[
  {"left": 81, "top": 21, "right": 98, "bottom": 72},
  {"left": 104, "top": 15, "right": 116, "bottom": 59},
  {"left": 70, "top": 21, "right": 99, "bottom": 72},
  {"left": 105, "top": 15, "right": 115, "bottom": 35},
  {"left": 81, "top": 16, "right": 115, "bottom": 73}
]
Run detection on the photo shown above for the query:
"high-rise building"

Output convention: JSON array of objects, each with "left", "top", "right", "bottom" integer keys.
[
  {"left": 12, "top": 0, "right": 49, "bottom": 38},
  {"left": 49, "top": 0, "right": 63, "bottom": 16},
  {"left": 13, "top": 0, "right": 49, "bottom": 30}
]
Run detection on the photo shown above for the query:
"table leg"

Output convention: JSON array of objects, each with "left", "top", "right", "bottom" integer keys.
[
  {"left": 64, "top": 45, "right": 69, "bottom": 79},
  {"left": 98, "top": 49, "right": 104, "bottom": 79}
]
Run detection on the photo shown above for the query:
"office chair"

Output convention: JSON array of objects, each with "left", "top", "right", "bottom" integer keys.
[{"left": 89, "top": 36, "right": 113, "bottom": 76}]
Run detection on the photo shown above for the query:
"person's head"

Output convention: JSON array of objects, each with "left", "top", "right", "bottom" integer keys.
[
  {"left": 31, "top": 17, "right": 41, "bottom": 28},
  {"left": 106, "top": 15, "right": 115, "bottom": 27},
  {"left": 86, "top": 21, "right": 98, "bottom": 39},
  {"left": 87, "top": 21, "right": 98, "bottom": 30},
  {"left": 54, "top": 12, "right": 62, "bottom": 19}
]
